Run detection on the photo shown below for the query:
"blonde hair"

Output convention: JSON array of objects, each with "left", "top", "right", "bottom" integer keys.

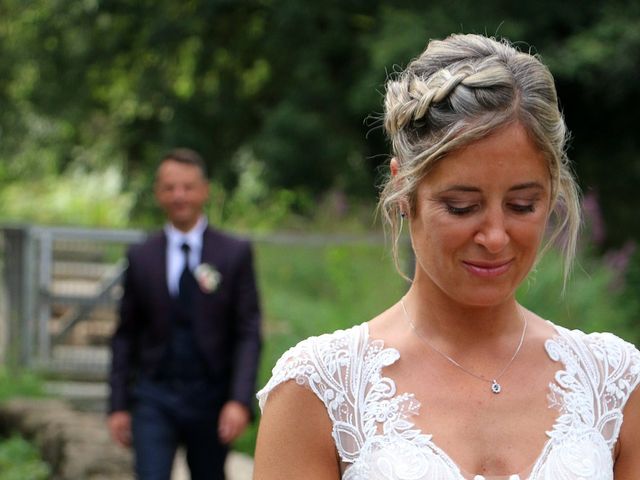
[{"left": 378, "top": 33, "right": 581, "bottom": 283}]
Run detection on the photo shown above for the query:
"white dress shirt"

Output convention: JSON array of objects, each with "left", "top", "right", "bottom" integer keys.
[{"left": 164, "top": 216, "right": 207, "bottom": 297}]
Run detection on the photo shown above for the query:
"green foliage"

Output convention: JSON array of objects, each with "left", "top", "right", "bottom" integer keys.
[
  {"left": 205, "top": 148, "right": 309, "bottom": 233},
  {"left": 518, "top": 249, "right": 637, "bottom": 343},
  {"left": 1, "top": 0, "right": 639, "bottom": 455},
  {"left": 1, "top": 0, "right": 639, "bottom": 243},
  {"left": 232, "top": 238, "right": 407, "bottom": 453},
  {"left": 0, "top": 435, "right": 50, "bottom": 480},
  {"left": 0, "top": 369, "right": 49, "bottom": 479},
  {"left": 620, "top": 247, "right": 640, "bottom": 345},
  {"left": 232, "top": 242, "right": 636, "bottom": 455},
  {"left": 541, "top": 2, "right": 640, "bottom": 248},
  {"left": 207, "top": 147, "right": 379, "bottom": 233},
  {"left": 0, "top": 367, "right": 46, "bottom": 402},
  {"left": 0, "top": 167, "right": 134, "bottom": 227}
]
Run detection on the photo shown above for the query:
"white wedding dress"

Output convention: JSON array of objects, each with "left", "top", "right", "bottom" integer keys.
[{"left": 257, "top": 322, "right": 640, "bottom": 479}]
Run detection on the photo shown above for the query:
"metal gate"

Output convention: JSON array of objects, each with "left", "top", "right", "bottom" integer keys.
[{"left": 0, "top": 225, "right": 145, "bottom": 379}]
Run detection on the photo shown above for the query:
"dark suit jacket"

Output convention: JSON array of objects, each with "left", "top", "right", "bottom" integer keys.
[{"left": 108, "top": 227, "right": 262, "bottom": 414}]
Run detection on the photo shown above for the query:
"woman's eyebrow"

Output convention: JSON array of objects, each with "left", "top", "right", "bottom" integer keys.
[
  {"left": 509, "top": 182, "right": 546, "bottom": 192},
  {"left": 436, "top": 182, "right": 546, "bottom": 195},
  {"left": 437, "top": 185, "right": 481, "bottom": 194}
]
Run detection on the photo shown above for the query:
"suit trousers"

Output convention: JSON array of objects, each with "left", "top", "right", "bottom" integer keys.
[{"left": 132, "top": 377, "right": 228, "bottom": 480}]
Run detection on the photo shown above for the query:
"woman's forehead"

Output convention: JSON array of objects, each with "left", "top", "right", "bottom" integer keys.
[{"left": 418, "top": 123, "right": 550, "bottom": 190}]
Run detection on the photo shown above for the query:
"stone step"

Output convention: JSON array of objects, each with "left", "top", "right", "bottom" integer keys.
[
  {"left": 174, "top": 449, "right": 254, "bottom": 480},
  {"left": 43, "top": 381, "right": 255, "bottom": 479}
]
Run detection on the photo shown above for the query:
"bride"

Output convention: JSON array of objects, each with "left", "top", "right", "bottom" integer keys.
[{"left": 253, "top": 33, "right": 640, "bottom": 479}]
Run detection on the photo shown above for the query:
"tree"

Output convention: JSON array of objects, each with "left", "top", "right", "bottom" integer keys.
[{"left": 0, "top": 0, "right": 639, "bottom": 243}]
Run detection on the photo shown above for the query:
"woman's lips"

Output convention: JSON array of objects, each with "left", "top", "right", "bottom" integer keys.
[{"left": 462, "top": 259, "right": 513, "bottom": 277}]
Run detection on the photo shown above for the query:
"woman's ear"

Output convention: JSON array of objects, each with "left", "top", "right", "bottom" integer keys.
[
  {"left": 389, "top": 157, "right": 410, "bottom": 217},
  {"left": 390, "top": 157, "right": 400, "bottom": 177}
]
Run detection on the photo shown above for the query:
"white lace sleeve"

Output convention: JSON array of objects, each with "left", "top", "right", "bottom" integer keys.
[
  {"left": 256, "top": 334, "right": 326, "bottom": 412},
  {"left": 256, "top": 324, "right": 419, "bottom": 469},
  {"left": 546, "top": 328, "right": 640, "bottom": 449}
]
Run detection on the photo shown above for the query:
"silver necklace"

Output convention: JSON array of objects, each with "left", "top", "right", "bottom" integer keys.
[{"left": 400, "top": 298, "right": 528, "bottom": 394}]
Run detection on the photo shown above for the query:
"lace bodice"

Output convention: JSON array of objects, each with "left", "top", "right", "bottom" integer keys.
[{"left": 257, "top": 323, "right": 640, "bottom": 479}]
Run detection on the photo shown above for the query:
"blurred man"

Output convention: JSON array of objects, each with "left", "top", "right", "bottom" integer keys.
[{"left": 107, "top": 148, "right": 262, "bottom": 480}]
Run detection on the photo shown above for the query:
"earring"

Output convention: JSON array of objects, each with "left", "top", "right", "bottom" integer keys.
[{"left": 400, "top": 211, "right": 407, "bottom": 219}]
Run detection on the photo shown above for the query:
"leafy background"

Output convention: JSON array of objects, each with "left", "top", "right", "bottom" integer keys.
[
  {"left": 1, "top": 0, "right": 639, "bottom": 467},
  {"left": 0, "top": 0, "right": 639, "bottom": 247}
]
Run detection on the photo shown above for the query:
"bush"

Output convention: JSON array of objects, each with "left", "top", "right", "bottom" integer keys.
[
  {"left": 0, "top": 369, "right": 49, "bottom": 479},
  {"left": 0, "top": 368, "right": 45, "bottom": 403},
  {"left": 0, "top": 167, "right": 134, "bottom": 227},
  {"left": 0, "top": 435, "right": 50, "bottom": 480},
  {"left": 518, "top": 248, "right": 637, "bottom": 342}
]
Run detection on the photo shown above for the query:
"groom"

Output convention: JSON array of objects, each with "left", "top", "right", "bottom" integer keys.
[{"left": 107, "top": 148, "right": 262, "bottom": 479}]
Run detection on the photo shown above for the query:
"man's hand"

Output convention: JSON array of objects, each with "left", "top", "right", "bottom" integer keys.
[
  {"left": 107, "top": 410, "right": 132, "bottom": 448},
  {"left": 218, "top": 400, "right": 250, "bottom": 444}
]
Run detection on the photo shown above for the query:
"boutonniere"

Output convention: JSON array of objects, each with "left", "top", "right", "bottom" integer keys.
[{"left": 194, "top": 263, "right": 222, "bottom": 293}]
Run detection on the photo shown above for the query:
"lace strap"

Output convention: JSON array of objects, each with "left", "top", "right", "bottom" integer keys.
[
  {"left": 546, "top": 326, "right": 640, "bottom": 448},
  {"left": 257, "top": 323, "right": 416, "bottom": 465},
  {"left": 258, "top": 326, "right": 358, "bottom": 410}
]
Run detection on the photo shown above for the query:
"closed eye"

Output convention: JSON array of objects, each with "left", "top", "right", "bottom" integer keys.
[
  {"left": 446, "top": 204, "right": 478, "bottom": 216},
  {"left": 509, "top": 203, "right": 536, "bottom": 213}
]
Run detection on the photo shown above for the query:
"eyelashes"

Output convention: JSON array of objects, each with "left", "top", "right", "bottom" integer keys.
[
  {"left": 446, "top": 204, "right": 477, "bottom": 216},
  {"left": 509, "top": 204, "right": 536, "bottom": 214},
  {"left": 445, "top": 203, "right": 536, "bottom": 216}
]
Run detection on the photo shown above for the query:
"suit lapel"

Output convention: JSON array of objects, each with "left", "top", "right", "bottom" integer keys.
[
  {"left": 154, "top": 233, "right": 171, "bottom": 300},
  {"left": 198, "top": 228, "right": 225, "bottom": 317},
  {"left": 200, "top": 228, "right": 224, "bottom": 274},
  {"left": 148, "top": 233, "right": 172, "bottom": 333}
]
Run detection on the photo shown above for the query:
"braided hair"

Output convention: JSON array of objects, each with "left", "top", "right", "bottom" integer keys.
[{"left": 378, "top": 34, "right": 580, "bottom": 282}]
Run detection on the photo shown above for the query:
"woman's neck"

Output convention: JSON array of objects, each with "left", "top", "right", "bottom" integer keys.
[{"left": 402, "top": 283, "right": 523, "bottom": 348}]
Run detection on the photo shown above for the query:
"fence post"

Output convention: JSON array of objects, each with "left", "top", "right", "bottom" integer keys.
[
  {"left": 0, "top": 225, "right": 38, "bottom": 370},
  {"left": 36, "top": 228, "right": 53, "bottom": 363}
]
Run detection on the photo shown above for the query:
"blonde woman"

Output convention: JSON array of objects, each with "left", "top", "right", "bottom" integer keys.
[{"left": 254, "top": 34, "right": 640, "bottom": 479}]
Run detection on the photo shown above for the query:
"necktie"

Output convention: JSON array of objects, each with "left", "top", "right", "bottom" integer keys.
[{"left": 178, "top": 243, "right": 197, "bottom": 308}]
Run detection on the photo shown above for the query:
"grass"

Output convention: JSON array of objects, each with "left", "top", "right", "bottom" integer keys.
[
  {"left": 233, "top": 238, "right": 408, "bottom": 454},
  {"left": 232, "top": 240, "right": 638, "bottom": 455},
  {"left": 0, "top": 367, "right": 46, "bottom": 403},
  {"left": 0, "top": 368, "right": 49, "bottom": 480},
  {"left": 2, "top": 230, "right": 635, "bottom": 461}
]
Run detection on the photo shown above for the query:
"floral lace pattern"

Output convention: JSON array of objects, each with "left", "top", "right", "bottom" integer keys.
[{"left": 257, "top": 323, "right": 640, "bottom": 479}]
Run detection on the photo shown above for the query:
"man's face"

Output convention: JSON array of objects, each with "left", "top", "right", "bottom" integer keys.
[{"left": 154, "top": 159, "right": 210, "bottom": 232}]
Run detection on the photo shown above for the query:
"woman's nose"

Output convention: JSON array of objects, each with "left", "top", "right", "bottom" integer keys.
[{"left": 474, "top": 209, "right": 509, "bottom": 253}]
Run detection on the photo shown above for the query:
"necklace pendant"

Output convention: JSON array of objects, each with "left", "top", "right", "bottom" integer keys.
[{"left": 491, "top": 380, "right": 501, "bottom": 394}]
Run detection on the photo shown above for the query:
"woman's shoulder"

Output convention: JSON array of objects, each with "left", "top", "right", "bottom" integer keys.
[
  {"left": 547, "top": 323, "right": 640, "bottom": 389},
  {"left": 257, "top": 322, "right": 399, "bottom": 411},
  {"left": 272, "top": 322, "right": 370, "bottom": 369},
  {"left": 551, "top": 323, "right": 640, "bottom": 357}
]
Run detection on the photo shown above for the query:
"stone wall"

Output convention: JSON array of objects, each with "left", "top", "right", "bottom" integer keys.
[
  {"left": 0, "top": 397, "right": 133, "bottom": 480},
  {"left": 0, "top": 397, "right": 255, "bottom": 480}
]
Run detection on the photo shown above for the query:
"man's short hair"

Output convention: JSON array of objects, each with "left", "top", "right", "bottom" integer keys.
[{"left": 160, "top": 147, "right": 208, "bottom": 179}]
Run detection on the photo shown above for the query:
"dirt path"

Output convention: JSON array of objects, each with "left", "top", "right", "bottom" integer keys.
[{"left": 172, "top": 450, "right": 253, "bottom": 480}]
